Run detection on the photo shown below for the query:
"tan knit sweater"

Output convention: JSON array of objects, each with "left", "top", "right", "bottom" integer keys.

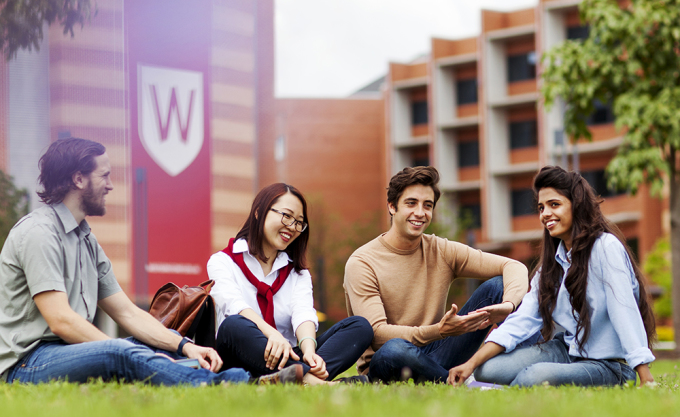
[{"left": 343, "top": 234, "right": 529, "bottom": 374}]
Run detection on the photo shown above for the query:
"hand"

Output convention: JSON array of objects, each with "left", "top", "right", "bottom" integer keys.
[
  {"left": 437, "top": 304, "right": 490, "bottom": 337},
  {"left": 473, "top": 302, "right": 514, "bottom": 329},
  {"left": 183, "top": 343, "right": 223, "bottom": 372},
  {"left": 265, "top": 332, "right": 300, "bottom": 370},
  {"left": 448, "top": 361, "right": 476, "bottom": 386},
  {"left": 636, "top": 363, "right": 655, "bottom": 387},
  {"left": 302, "top": 351, "right": 328, "bottom": 380}
]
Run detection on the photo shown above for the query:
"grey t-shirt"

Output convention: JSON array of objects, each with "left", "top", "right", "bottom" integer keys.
[{"left": 0, "top": 203, "right": 122, "bottom": 376}]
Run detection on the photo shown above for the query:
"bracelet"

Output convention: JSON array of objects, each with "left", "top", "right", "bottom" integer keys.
[
  {"left": 177, "top": 337, "right": 193, "bottom": 357},
  {"left": 298, "top": 336, "right": 317, "bottom": 349}
]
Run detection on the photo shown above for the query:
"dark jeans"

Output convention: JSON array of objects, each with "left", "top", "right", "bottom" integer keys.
[
  {"left": 216, "top": 315, "right": 373, "bottom": 380},
  {"left": 367, "top": 276, "right": 505, "bottom": 384},
  {"left": 6, "top": 337, "right": 251, "bottom": 386}
]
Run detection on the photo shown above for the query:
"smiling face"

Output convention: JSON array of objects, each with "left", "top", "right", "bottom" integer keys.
[
  {"left": 261, "top": 191, "right": 305, "bottom": 259},
  {"left": 537, "top": 186, "right": 574, "bottom": 250},
  {"left": 80, "top": 152, "right": 113, "bottom": 217},
  {"left": 388, "top": 184, "right": 434, "bottom": 244}
]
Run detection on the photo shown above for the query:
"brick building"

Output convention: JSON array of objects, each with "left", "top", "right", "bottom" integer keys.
[
  {"left": 0, "top": 0, "right": 274, "bottom": 308},
  {"left": 0, "top": 0, "right": 668, "bottom": 325},
  {"left": 381, "top": 0, "right": 666, "bottom": 265}
]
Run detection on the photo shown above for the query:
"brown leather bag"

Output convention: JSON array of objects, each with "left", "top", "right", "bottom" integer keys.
[{"left": 149, "top": 279, "right": 216, "bottom": 348}]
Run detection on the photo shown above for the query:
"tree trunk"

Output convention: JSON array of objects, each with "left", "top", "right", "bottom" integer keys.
[{"left": 670, "top": 155, "right": 680, "bottom": 354}]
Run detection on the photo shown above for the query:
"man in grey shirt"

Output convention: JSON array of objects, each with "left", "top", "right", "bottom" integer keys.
[{"left": 0, "top": 138, "right": 302, "bottom": 385}]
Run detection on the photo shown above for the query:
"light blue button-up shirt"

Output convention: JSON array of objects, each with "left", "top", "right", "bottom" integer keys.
[{"left": 487, "top": 232, "right": 654, "bottom": 369}]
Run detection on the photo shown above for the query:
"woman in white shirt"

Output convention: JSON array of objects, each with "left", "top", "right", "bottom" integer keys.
[
  {"left": 448, "top": 166, "right": 656, "bottom": 387},
  {"left": 208, "top": 183, "right": 373, "bottom": 385}
]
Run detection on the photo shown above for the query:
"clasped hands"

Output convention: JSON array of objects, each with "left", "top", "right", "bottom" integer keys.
[{"left": 437, "top": 301, "right": 514, "bottom": 337}]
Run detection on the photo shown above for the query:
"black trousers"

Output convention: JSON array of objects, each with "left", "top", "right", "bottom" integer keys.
[{"left": 216, "top": 314, "right": 373, "bottom": 380}]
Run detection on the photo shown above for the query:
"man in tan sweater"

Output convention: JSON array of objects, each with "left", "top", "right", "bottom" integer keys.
[{"left": 344, "top": 166, "right": 529, "bottom": 383}]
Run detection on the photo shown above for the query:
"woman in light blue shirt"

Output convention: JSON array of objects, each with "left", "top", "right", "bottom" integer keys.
[{"left": 448, "top": 166, "right": 656, "bottom": 387}]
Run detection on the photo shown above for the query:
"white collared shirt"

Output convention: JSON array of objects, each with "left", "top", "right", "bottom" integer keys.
[{"left": 207, "top": 238, "right": 318, "bottom": 345}]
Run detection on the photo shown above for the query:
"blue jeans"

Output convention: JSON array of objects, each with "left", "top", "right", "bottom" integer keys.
[
  {"left": 6, "top": 338, "right": 251, "bottom": 386},
  {"left": 368, "top": 276, "right": 505, "bottom": 383},
  {"left": 216, "top": 315, "right": 373, "bottom": 380},
  {"left": 474, "top": 332, "right": 636, "bottom": 387}
]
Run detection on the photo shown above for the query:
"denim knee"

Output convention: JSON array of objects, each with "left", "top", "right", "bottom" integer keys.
[
  {"left": 510, "top": 363, "right": 555, "bottom": 387},
  {"left": 218, "top": 315, "right": 256, "bottom": 336},
  {"left": 373, "top": 338, "right": 416, "bottom": 364},
  {"left": 344, "top": 316, "right": 374, "bottom": 344},
  {"left": 478, "top": 276, "right": 504, "bottom": 299},
  {"left": 474, "top": 359, "right": 502, "bottom": 383},
  {"left": 105, "top": 339, "right": 150, "bottom": 358}
]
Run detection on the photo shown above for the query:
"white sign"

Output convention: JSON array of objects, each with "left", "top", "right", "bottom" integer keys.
[{"left": 138, "top": 64, "right": 204, "bottom": 177}]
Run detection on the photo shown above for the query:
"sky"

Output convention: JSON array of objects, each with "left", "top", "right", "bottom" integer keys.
[{"left": 275, "top": 0, "right": 539, "bottom": 98}]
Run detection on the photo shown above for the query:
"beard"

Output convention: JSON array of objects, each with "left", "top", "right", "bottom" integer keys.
[{"left": 81, "top": 183, "right": 106, "bottom": 216}]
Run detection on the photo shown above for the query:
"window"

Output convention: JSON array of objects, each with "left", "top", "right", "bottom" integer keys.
[
  {"left": 411, "top": 157, "right": 430, "bottom": 167},
  {"left": 587, "top": 99, "right": 615, "bottom": 125},
  {"left": 507, "top": 52, "right": 537, "bottom": 82},
  {"left": 512, "top": 188, "right": 535, "bottom": 217},
  {"left": 274, "top": 135, "right": 286, "bottom": 161},
  {"left": 458, "top": 141, "right": 479, "bottom": 167},
  {"left": 410, "top": 146, "right": 429, "bottom": 167},
  {"left": 581, "top": 169, "right": 625, "bottom": 198},
  {"left": 456, "top": 79, "right": 478, "bottom": 105},
  {"left": 411, "top": 101, "right": 428, "bottom": 125},
  {"left": 509, "top": 120, "right": 537, "bottom": 149},
  {"left": 460, "top": 204, "right": 481, "bottom": 229},
  {"left": 567, "top": 25, "right": 590, "bottom": 40}
]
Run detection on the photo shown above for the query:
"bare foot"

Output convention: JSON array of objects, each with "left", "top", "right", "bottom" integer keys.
[{"left": 303, "top": 373, "right": 338, "bottom": 386}]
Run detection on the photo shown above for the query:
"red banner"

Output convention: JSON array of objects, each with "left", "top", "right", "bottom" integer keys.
[{"left": 126, "top": 0, "right": 212, "bottom": 301}]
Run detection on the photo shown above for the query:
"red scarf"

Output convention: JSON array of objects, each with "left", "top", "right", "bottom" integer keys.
[{"left": 221, "top": 238, "right": 292, "bottom": 329}]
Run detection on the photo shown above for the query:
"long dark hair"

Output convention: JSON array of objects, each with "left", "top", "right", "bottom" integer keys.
[
  {"left": 235, "top": 183, "right": 309, "bottom": 272},
  {"left": 533, "top": 166, "right": 655, "bottom": 351},
  {"left": 38, "top": 138, "right": 106, "bottom": 205}
]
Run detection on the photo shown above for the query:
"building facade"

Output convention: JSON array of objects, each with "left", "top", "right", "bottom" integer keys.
[
  {"left": 0, "top": 0, "right": 272, "bottom": 306},
  {"left": 384, "top": 0, "right": 667, "bottom": 265}
]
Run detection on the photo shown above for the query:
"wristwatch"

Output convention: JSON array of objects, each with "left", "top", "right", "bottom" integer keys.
[{"left": 177, "top": 336, "right": 193, "bottom": 357}]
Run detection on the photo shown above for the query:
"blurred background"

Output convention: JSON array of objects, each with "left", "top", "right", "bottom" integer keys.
[{"left": 0, "top": 0, "right": 671, "bottom": 339}]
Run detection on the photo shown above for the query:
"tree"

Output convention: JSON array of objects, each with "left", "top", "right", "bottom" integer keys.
[
  {"left": 0, "top": 170, "right": 29, "bottom": 249},
  {"left": 0, "top": 0, "right": 94, "bottom": 61},
  {"left": 542, "top": 0, "right": 680, "bottom": 349}
]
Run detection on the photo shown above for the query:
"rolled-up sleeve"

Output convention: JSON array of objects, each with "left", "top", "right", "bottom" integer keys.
[
  {"left": 289, "top": 269, "right": 318, "bottom": 333},
  {"left": 207, "top": 252, "right": 252, "bottom": 320},
  {"left": 599, "top": 240, "right": 655, "bottom": 368},
  {"left": 92, "top": 236, "right": 121, "bottom": 300},
  {"left": 486, "top": 274, "right": 544, "bottom": 353},
  {"left": 21, "top": 224, "right": 67, "bottom": 296}
]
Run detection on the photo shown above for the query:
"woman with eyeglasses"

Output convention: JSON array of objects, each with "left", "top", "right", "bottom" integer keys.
[{"left": 208, "top": 183, "right": 373, "bottom": 385}]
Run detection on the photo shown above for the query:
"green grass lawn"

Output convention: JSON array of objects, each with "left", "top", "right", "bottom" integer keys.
[{"left": 2, "top": 360, "right": 679, "bottom": 417}]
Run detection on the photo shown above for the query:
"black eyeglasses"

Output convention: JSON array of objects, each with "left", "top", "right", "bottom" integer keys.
[{"left": 270, "top": 208, "right": 308, "bottom": 232}]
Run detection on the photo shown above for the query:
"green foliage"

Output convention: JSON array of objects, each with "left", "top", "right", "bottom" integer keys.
[
  {"left": 542, "top": 0, "right": 680, "bottom": 195},
  {"left": 0, "top": 0, "right": 95, "bottom": 61},
  {"left": 425, "top": 205, "right": 477, "bottom": 243},
  {"left": 305, "top": 194, "right": 383, "bottom": 318},
  {"left": 1, "top": 361, "right": 680, "bottom": 417},
  {"left": 643, "top": 236, "right": 672, "bottom": 320},
  {"left": 0, "top": 170, "right": 29, "bottom": 249}
]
